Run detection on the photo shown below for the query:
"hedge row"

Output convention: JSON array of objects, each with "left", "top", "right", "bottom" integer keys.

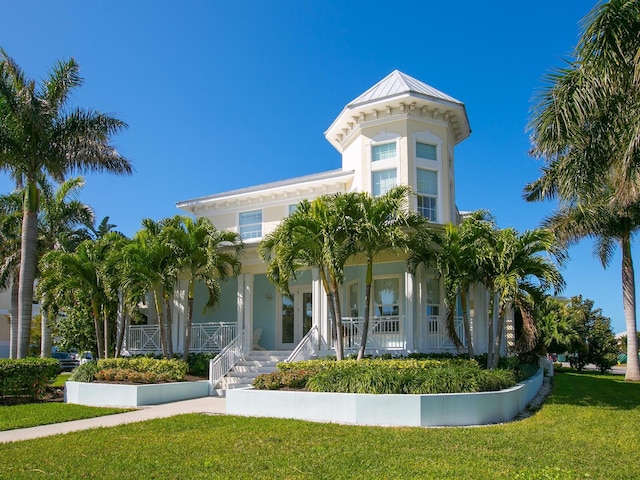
[
  {"left": 69, "top": 357, "right": 188, "bottom": 383},
  {"left": 0, "top": 358, "right": 59, "bottom": 399},
  {"left": 254, "top": 358, "right": 523, "bottom": 394}
]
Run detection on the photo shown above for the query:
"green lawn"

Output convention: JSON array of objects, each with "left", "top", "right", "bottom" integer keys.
[
  {"left": 0, "top": 372, "right": 639, "bottom": 479},
  {"left": 0, "top": 403, "right": 129, "bottom": 431}
]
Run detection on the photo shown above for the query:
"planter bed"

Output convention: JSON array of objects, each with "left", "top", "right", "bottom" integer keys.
[
  {"left": 65, "top": 380, "right": 210, "bottom": 407},
  {"left": 226, "top": 368, "right": 543, "bottom": 427}
]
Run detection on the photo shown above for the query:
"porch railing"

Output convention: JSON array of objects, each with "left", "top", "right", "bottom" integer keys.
[
  {"left": 190, "top": 322, "right": 237, "bottom": 353},
  {"left": 209, "top": 328, "right": 249, "bottom": 390},
  {"left": 341, "top": 316, "right": 405, "bottom": 351},
  {"left": 426, "top": 315, "right": 465, "bottom": 349},
  {"left": 286, "top": 325, "right": 327, "bottom": 363},
  {"left": 127, "top": 322, "right": 237, "bottom": 354}
]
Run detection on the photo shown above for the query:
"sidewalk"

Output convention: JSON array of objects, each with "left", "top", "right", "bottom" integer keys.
[{"left": 0, "top": 396, "right": 226, "bottom": 444}]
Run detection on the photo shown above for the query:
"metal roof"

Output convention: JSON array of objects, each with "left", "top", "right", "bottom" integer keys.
[{"left": 347, "top": 70, "right": 462, "bottom": 108}]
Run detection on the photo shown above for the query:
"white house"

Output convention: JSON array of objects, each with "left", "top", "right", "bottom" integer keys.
[{"left": 125, "top": 70, "right": 514, "bottom": 367}]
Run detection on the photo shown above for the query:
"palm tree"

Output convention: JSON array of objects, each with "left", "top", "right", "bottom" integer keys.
[
  {"left": 485, "top": 228, "right": 565, "bottom": 369},
  {"left": 0, "top": 191, "right": 22, "bottom": 357},
  {"left": 407, "top": 211, "right": 495, "bottom": 358},
  {"left": 0, "top": 49, "right": 132, "bottom": 357},
  {"left": 526, "top": 0, "right": 640, "bottom": 380},
  {"left": 163, "top": 215, "right": 243, "bottom": 361},
  {"left": 124, "top": 219, "right": 179, "bottom": 358},
  {"left": 346, "top": 186, "right": 423, "bottom": 360},
  {"left": 38, "top": 234, "right": 123, "bottom": 358},
  {"left": 259, "top": 195, "right": 351, "bottom": 360}
]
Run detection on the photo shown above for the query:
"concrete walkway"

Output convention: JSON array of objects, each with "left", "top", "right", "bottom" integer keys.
[{"left": 0, "top": 396, "right": 226, "bottom": 444}]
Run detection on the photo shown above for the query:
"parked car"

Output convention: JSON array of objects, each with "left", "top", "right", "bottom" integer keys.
[
  {"left": 52, "top": 351, "right": 80, "bottom": 372},
  {"left": 79, "top": 351, "right": 94, "bottom": 364}
]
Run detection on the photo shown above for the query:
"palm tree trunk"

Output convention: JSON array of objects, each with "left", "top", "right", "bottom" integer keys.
[
  {"left": 357, "top": 259, "right": 373, "bottom": 360},
  {"left": 10, "top": 279, "right": 18, "bottom": 359},
  {"left": 40, "top": 309, "right": 52, "bottom": 358},
  {"left": 17, "top": 184, "right": 39, "bottom": 358},
  {"left": 153, "top": 288, "right": 167, "bottom": 357},
  {"left": 165, "top": 294, "right": 174, "bottom": 358},
  {"left": 492, "top": 307, "right": 505, "bottom": 370},
  {"left": 461, "top": 292, "right": 474, "bottom": 358},
  {"left": 487, "top": 290, "right": 494, "bottom": 369},
  {"left": 115, "top": 301, "right": 127, "bottom": 358},
  {"left": 621, "top": 236, "right": 640, "bottom": 381},
  {"left": 92, "top": 300, "right": 104, "bottom": 359},
  {"left": 330, "top": 274, "right": 344, "bottom": 361},
  {"left": 321, "top": 268, "right": 342, "bottom": 360},
  {"left": 103, "top": 307, "right": 109, "bottom": 358},
  {"left": 183, "top": 279, "right": 195, "bottom": 362}
]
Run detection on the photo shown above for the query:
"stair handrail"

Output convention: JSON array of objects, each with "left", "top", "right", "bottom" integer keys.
[
  {"left": 209, "top": 328, "right": 249, "bottom": 390},
  {"left": 286, "top": 325, "right": 327, "bottom": 363}
]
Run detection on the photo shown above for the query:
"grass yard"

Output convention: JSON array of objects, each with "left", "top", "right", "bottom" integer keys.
[
  {"left": 0, "top": 372, "right": 639, "bottom": 479},
  {"left": 0, "top": 403, "right": 129, "bottom": 431}
]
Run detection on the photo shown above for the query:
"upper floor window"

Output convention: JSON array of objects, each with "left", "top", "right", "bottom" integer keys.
[
  {"left": 372, "top": 143, "right": 396, "bottom": 162},
  {"left": 417, "top": 168, "right": 438, "bottom": 222},
  {"left": 288, "top": 204, "right": 298, "bottom": 216},
  {"left": 372, "top": 169, "right": 397, "bottom": 197},
  {"left": 416, "top": 142, "right": 437, "bottom": 161},
  {"left": 239, "top": 210, "right": 262, "bottom": 240}
]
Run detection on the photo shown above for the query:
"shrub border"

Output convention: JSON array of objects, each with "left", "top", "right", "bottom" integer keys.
[{"left": 226, "top": 368, "right": 543, "bottom": 427}]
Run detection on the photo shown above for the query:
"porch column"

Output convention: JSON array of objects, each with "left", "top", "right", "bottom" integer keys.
[
  {"left": 311, "top": 268, "right": 328, "bottom": 348},
  {"left": 243, "top": 274, "right": 254, "bottom": 352},
  {"left": 404, "top": 272, "right": 414, "bottom": 352}
]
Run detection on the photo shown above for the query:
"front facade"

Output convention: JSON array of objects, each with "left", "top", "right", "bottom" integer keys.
[{"left": 127, "top": 71, "right": 513, "bottom": 357}]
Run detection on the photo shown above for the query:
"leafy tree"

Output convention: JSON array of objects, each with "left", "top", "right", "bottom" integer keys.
[
  {"left": 408, "top": 211, "right": 495, "bottom": 358},
  {"left": 163, "top": 215, "right": 243, "bottom": 361},
  {"left": 535, "top": 296, "right": 581, "bottom": 356},
  {"left": 259, "top": 195, "right": 352, "bottom": 360},
  {"left": 344, "top": 186, "right": 423, "bottom": 360},
  {"left": 0, "top": 49, "right": 132, "bottom": 358},
  {"left": 525, "top": 0, "right": 640, "bottom": 381}
]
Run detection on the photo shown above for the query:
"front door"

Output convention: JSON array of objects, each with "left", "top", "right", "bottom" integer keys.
[{"left": 279, "top": 288, "right": 313, "bottom": 349}]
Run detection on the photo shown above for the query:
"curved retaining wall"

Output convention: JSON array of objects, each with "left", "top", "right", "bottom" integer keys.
[{"left": 226, "top": 368, "right": 543, "bottom": 427}]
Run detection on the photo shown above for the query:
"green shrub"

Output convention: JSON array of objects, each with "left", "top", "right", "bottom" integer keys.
[
  {"left": 97, "top": 357, "right": 187, "bottom": 382},
  {"left": 69, "top": 361, "right": 99, "bottom": 383},
  {"left": 94, "top": 368, "right": 173, "bottom": 384},
  {"left": 256, "top": 357, "right": 528, "bottom": 395},
  {"left": 0, "top": 358, "right": 59, "bottom": 399},
  {"left": 186, "top": 352, "right": 217, "bottom": 376}
]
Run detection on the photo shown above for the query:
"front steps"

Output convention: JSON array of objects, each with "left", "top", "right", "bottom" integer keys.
[{"left": 215, "top": 350, "right": 289, "bottom": 396}]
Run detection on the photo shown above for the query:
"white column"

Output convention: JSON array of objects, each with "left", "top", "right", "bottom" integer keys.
[
  {"left": 404, "top": 271, "right": 414, "bottom": 352},
  {"left": 311, "top": 268, "right": 326, "bottom": 345},
  {"left": 236, "top": 275, "right": 245, "bottom": 327},
  {"left": 243, "top": 274, "right": 254, "bottom": 352}
]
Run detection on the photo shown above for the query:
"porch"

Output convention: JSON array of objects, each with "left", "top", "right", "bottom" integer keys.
[{"left": 125, "top": 322, "right": 237, "bottom": 355}]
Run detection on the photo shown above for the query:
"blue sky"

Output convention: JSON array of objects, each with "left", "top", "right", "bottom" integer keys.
[{"left": 1, "top": 1, "right": 631, "bottom": 333}]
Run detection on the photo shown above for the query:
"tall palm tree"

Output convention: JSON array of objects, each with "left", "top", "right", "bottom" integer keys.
[
  {"left": 486, "top": 228, "right": 565, "bottom": 369},
  {"left": 163, "top": 215, "right": 243, "bottom": 361},
  {"left": 124, "top": 219, "right": 179, "bottom": 358},
  {"left": 407, "top": 211, "right": 495, "bottom": 358},
  {"left": 259, "top": 195, "right": 351, "bottom": 360},
  {"left": 345, "top": 186, "right": 423, "bottom": 360},
  {"left": 526, "top": 0, "right": 640, "bottom": 380},
  {"left": 0, "top": 191, "right": 21, "bottom": 357},
  {"left": 38, "top": 234, "right": 122, "bottom": 358},
  {"left": 0, "top": 49, "right": 132, "bottom": 357}
]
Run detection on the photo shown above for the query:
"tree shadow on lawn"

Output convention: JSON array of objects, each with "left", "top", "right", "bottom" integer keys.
[{"left": 547, "top": 371, "right": 640, "bottom": 410}]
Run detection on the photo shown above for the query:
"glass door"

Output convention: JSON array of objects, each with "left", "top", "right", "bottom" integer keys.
[{"left": 279, "top": 288, "right": 313, "bottom": 349}]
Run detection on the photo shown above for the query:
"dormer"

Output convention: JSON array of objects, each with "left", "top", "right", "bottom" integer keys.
[{"left": 324, "top": 70, "right": 471, "bottom": 225}]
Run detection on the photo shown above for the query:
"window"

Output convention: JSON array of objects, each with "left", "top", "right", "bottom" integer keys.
[
  {"left": 348, "top": 282, "right": 359, "bottom": 317},
  {"left": 417, "top": 168, "right": 437, "bottom": 221},
  {"left": 288, "top": 204, "right": 297, "bottom": 216},
  {"left": 239, "top": 210, "right": 262, "bottom": 239},
  {"left": 373, "top": 278, "right": 400, "bottom": 316},
  {"left": 425, "top": 277, "right": 440, "bottom": 333},
  {"left": 372, "top": 143, "right": 396, "bottom": 162},
  {"left": 372, "top": 169, "right": 397, "bottom": 197},
  {"left": 416, "top": 142, "right": 437, "bottom": 160}
]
